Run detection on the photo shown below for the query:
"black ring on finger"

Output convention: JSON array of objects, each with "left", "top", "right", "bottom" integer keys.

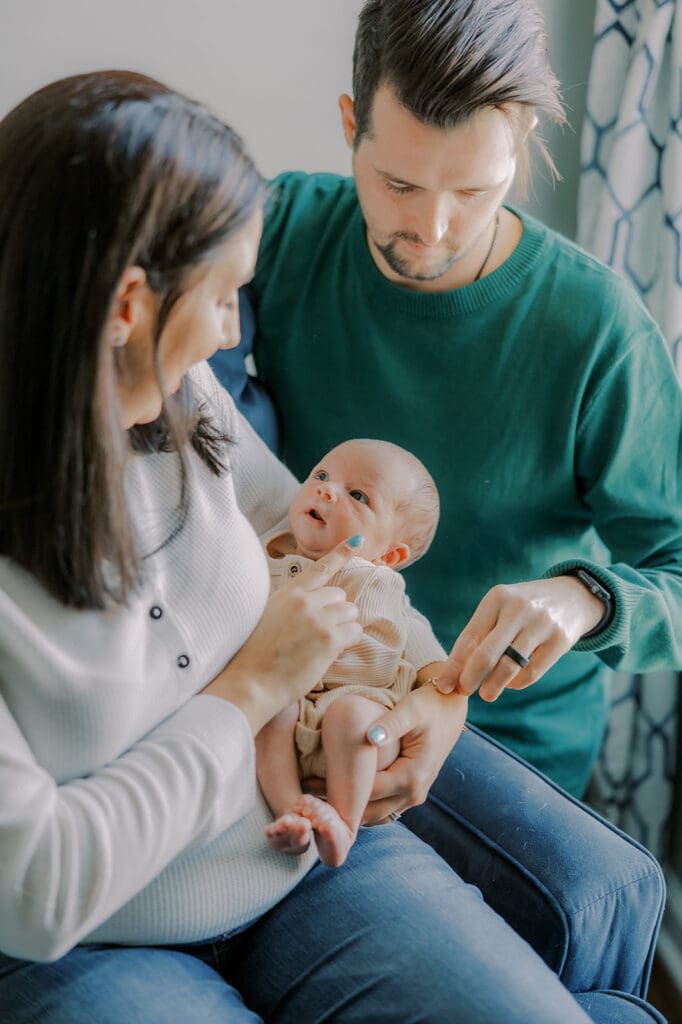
[{"left": 503, "top": 644, "right": 531, "bottom": 669}]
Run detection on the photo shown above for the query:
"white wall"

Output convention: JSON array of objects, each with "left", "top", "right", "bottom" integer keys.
[
  {"left": 525, "top": 0, "right": 597, "bottom": 237},
  {"left": 0, "top": 1, "right": 362, "bottom": 177},
  {"left": 1, "top": 0, "right": 594, "bottom": 237}
]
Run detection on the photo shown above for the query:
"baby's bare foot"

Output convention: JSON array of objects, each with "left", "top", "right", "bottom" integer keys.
[
  {"left": 265, "top": 812, "right": 313, "bottom": 855},
  {"left": 291, "top": 794, "right": 354, "bottom": 868}
]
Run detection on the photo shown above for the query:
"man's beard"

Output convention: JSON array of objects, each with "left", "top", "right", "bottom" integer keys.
[{"left": 374, "top": 235, "right": 460, "bottom": 282}]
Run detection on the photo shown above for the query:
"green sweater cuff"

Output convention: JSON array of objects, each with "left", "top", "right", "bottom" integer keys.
[{"left": 543, "top": 559, "right": 632, "bottom": 654}]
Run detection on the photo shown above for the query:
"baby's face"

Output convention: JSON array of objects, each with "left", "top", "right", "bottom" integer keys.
[{"left": 288, "top": 441, "right": 406, "bottom": 562}]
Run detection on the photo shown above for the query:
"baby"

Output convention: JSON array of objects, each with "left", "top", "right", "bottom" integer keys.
[{"left": 257, "top": 438, "right": 443, "bottom": 867}]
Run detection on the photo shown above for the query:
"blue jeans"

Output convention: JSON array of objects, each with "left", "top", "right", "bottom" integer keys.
[{"left": 0, "top": 727, "right": 666, "bottom": 1024}]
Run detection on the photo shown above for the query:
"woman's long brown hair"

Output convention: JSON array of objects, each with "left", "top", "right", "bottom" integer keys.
[{"left": 0, "top": 71, "right": 264, "bottom": 608}]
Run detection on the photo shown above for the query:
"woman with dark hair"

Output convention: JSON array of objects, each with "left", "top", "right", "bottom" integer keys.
[{"left": 0, "top": 72, "right": 665, "bottom": 1024}]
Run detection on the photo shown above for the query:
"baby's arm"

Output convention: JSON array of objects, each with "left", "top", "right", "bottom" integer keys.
[
  {"left": 402, "top": 588, "right": 448, "bottom": 679},
  {"left": 321, "top": 566, "right": 415, "bottom": 693}
]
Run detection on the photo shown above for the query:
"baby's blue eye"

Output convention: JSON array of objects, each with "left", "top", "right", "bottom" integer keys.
[
  {"left": 313, "top": 470, "right": 329, "bottom": 481},
  {"left": 350, "top": 490, "right": 369, "bottom": 505}
]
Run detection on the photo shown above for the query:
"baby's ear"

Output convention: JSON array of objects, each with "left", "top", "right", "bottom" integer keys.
[{"left": 376, "top": 543, "right": 410, "bottom": 569}]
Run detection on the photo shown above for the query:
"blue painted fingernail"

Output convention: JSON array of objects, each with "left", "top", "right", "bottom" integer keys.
[
  {"left": 367, "top": 725, "right": 388, "bottom": 745},
  {"left": 348, "top": 534, "right": 364, "bottom": 549}
]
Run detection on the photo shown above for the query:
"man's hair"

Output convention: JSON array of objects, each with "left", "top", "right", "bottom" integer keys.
[
  {"left": 354, "top": 439, "right": 440, "bottom": 568},
  {"left": 352, "top": 0, "right": 566, "bottom": 185},
  {"left": 0, "top": 71, "right": 265, "bottom": 608}
]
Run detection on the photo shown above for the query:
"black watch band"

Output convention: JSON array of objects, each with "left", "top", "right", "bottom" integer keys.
[{"left": 566, "top": 568, "right": 614, "bottom": 639}]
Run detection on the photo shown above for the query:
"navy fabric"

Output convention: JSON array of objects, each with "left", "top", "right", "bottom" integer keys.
[{"left": 209, "top": 288, "right": 280, "bottom": 453}]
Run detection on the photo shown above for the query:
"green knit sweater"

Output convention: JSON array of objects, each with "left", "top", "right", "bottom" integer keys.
[{"left": 252, "top": 171, "right": 682, "bottom": 796}]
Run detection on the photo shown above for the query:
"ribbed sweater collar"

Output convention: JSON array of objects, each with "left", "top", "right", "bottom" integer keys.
[{"left": 352, "top": 203, "right": 549, "bottom": 318}]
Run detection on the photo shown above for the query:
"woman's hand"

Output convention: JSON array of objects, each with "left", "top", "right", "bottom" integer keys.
[
  {"left": 435, "top": 576, "right": 604, "bottom": 702},
  {"left": 202, "top": 537, "right": 364, "bottom": 734},
  {"left": 360, "top": 683, "right": 468, "bottom": 824}
]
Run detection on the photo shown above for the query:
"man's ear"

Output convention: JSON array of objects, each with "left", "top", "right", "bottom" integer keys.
[
  {"left": 107, "top": 266, "right": 148, "bottom": 349},
  {"left": 520, "top": 111, "right": 538, "bottom": 143},
  {"left": 506, "top": 104, "right": 538, "bottom": 144},
  {"left": 375, "top": 543, "right": 411, "bottom": 569},
  {"left": 338, "top": 93, "right": 356, "bottom": 149}
]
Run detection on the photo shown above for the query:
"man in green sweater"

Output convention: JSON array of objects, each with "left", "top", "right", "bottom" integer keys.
[{"left": 246, "top": 0, "right": 682, "bottom": 799}]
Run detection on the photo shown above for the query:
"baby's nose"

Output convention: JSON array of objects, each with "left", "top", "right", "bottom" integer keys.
[{"left": 316, "top": 484, "right": 335, "bottom": 503}]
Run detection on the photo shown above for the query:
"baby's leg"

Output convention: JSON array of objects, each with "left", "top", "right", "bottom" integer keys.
[
  {"left": 256, "top": 703, "right": 312, "bottom": 855},
  {"left": 294, "top": 695, "right": 399, "bottom": 868}
]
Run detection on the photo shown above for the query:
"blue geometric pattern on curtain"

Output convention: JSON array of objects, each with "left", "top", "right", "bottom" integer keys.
[{"left": 578, "top": 0, "right": 680, "bottom": 859}]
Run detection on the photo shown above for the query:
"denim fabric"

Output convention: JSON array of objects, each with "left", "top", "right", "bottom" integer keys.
[
  {"left": 0, "top": 827, "right": 594, "bottom": 1024},
  {"left": 574, "top": 991, "right": 668, "bottom": 1024},
  {"left": 0, "top": 944, "right": 263, "bottom": 1023},
  {"left": 403, "top": 726, "right": 666, "bottom": 998},
  {"left": 0, "top": 727, "right": 667, "bottom": 1023}
]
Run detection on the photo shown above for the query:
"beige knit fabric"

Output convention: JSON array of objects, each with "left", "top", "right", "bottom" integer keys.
[{"left": 266, "top": 533, "right": 444, "bottom": 778}]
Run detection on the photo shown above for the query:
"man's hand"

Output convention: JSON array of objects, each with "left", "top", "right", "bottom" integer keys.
[
  {"left": 435, "top": 575, "right": 605, "bottom": 703},
  {"left": 361, "top": 684, "right": 468, "bottom": 824}
]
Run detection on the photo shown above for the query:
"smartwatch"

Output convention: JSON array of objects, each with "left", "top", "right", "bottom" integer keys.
[{"left": 565, "top": 568, "right": 614, "bottom": 639}]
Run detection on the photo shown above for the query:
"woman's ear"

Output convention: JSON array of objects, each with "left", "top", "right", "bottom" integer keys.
[
  {"left": 107, "top": 266, "right": 148, "bottom": 350},
  {"left": 338, "top": 94, "right": 357, "bottom": 149}
]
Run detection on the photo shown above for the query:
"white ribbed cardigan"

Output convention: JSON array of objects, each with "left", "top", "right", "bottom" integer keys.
[{"left": 0, "top": 363, "right": 443, "bottom": 962}]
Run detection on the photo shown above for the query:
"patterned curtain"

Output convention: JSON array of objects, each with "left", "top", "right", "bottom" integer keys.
[
  {"left": 587, "top": 671, "right": 678, "bottom": 858},
  {"left": 578, "top": 0, "right": 680, "bottom": 859},
  {"left": 578, "top": 0, "right": 682, "bottom": 374},
  {"left": 577, "top": 0, "right": 675, "bottom": 860}
]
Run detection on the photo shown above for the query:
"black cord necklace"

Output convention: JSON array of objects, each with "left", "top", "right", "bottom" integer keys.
[{"left": 473, "top": 214, "right": 500, "bottom": 281}]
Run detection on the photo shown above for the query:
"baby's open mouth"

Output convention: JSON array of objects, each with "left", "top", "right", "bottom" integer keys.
[{"left": 307, "top": 508, "right": 325, "bottom": 523}]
